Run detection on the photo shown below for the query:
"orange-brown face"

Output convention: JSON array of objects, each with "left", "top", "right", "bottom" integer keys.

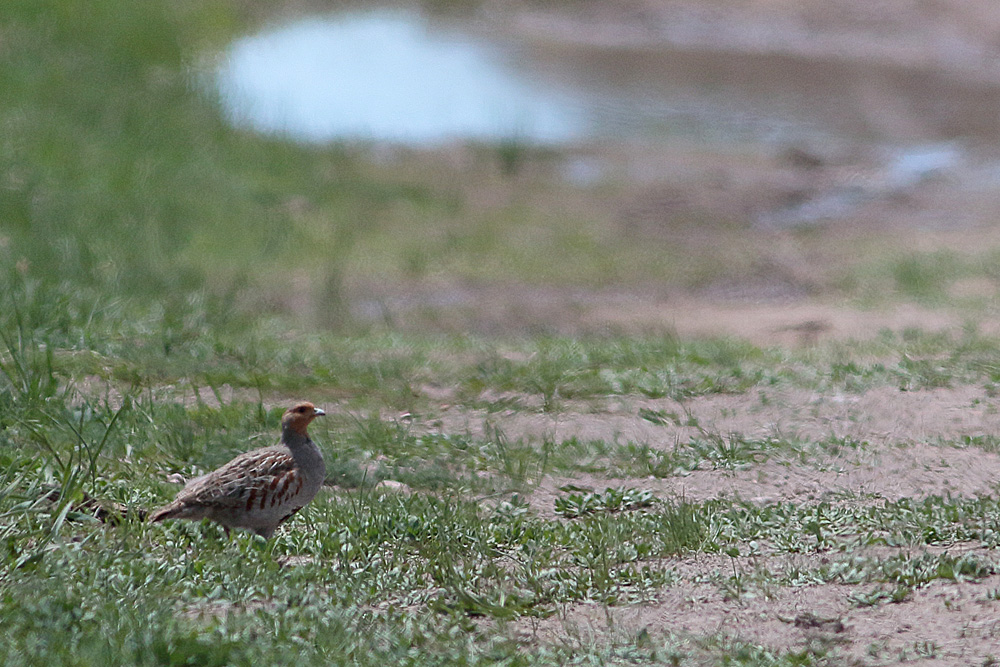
[{"left": 281, "top": 402, "right": 326, "bottom": 435}]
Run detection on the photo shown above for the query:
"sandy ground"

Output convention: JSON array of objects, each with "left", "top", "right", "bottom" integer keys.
[
  {"left": 513, "top": 0, "right": 1000, "bottom": 83},
  {"left": 431, "top": 382, "right": 1000, "bottom": 663},
  {"left": 518, "top": 566, "right": 1000, "bottom": 665},
  {"left": 439, "top": 383, "right": 1000, "bottom": 508}
]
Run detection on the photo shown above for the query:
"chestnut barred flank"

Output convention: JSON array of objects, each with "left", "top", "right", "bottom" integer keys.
[{"left": 150, "top": 403, "right": 326, "bottom": 539}]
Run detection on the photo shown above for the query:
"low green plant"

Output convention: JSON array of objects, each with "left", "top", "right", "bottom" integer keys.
[{"left": 554, "top": 486, "right": 656, "bottom": 518}]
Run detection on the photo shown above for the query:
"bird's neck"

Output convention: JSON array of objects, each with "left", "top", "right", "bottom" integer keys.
[
  {"left": 281, "top": 426, "right": 324, "bottom": 475},
  {"left": 281, "top": 427, "right": 311, "bottom": 449}
]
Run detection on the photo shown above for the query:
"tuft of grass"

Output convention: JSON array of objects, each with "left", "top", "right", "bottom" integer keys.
[
  {"left": 890, "top": 251, "right": 962, "bottom": 301},
  {"left": 554, "top": 487, "right": 657, "bottom": 518}
]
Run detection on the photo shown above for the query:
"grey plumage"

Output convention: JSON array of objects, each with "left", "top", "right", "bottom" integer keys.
[{"left": 150, "top": 402, "right": 326, "bottom": 539}]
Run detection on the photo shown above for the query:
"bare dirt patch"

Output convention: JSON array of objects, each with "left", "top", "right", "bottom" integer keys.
[
  {"left": 519, "top": 569, "right": 1000, "bottom": 665},
  {"left": 354, "top": 280, "right": 988, "bottom": 343},
  {"left": 434, "top": 380, "right": 1000, "bottom": 660},
  {"left": 437, "top": 384, "right": 1000, "bottom": 512},
  {"left": 472, "top": 381, "right": 1000, "bottom": 662}
]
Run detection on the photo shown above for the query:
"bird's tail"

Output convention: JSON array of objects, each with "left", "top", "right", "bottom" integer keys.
[{"left": 148, "top": 503, "right": 182, "bottom": 523}]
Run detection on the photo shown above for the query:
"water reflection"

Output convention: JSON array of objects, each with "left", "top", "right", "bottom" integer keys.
[
  {"left": 217, "top": 10, "right": 585, "bottom": 144},
  {"left": 217, "top": 8, "right": 1000, "bottom": 149}
]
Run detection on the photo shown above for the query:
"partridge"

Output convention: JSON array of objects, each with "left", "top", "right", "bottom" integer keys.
[{"left": 150, "top": 402, "right": 326, "bottom": 539}]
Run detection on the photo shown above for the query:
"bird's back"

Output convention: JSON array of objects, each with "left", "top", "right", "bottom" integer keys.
[{"left": 151, "top": 443, "right": 324, "bottom": 538}]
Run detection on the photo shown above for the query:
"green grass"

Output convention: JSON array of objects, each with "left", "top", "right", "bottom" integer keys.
[
  {"left": 7, "top": 392, "right": 1000, "bottom": 665},
  {"left": 9, "top": 312, "right": 1000, "bottom": 663},
  {"left": 7, "top": 324, "right": 1000, "bottom": 663},
  {"left": 7, "top": 0, "right": 1000, "bottom": 663}
]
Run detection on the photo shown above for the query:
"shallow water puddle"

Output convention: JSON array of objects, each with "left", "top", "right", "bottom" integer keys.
[
  {"left": 214, "top": 9, "right": 840, "bottom": 147},
  {"left": 216, "top": 10, "right": 585, "bottom": 144},
  {"left": 216, "top": 7, "right": 1000, "bottom": 159}
]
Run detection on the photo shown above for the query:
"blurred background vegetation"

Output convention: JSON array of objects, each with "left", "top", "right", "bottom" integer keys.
[
  {"left": 3, "top": 0, "right": 361, "bottom": 337},
  {"left": 8, "top": 0, "right": 1000, "bottom": 353},
  {"left": 4, "top": 0, "right": 620, "bottom": 343}
]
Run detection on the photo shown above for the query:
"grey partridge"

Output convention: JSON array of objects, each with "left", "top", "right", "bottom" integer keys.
[{"left": 150, "top": 402, "right": 326, "bottom": 539}]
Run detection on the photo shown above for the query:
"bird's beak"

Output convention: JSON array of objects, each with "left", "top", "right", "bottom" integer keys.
[{"left": 314, "top": 408, "right": 326, "bottom": 417}]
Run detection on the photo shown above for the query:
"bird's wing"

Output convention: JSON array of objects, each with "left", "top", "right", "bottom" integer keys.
[{"left": 177, "top": 447, "right": 303, "bottom": 511}]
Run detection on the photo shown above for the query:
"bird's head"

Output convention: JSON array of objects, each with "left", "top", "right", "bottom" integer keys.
[{"left": 281, "top": 402, "right": 326, "bottom": 437}]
